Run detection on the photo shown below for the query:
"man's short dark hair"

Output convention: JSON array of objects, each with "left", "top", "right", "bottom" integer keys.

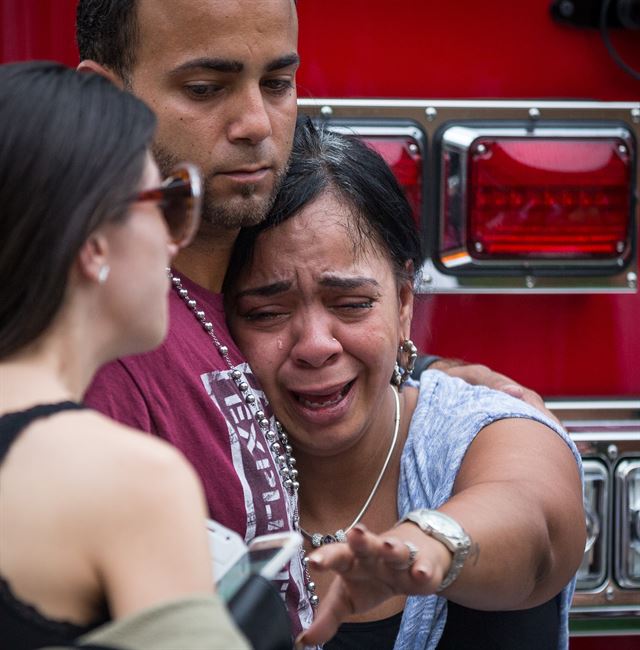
[{"left": 76, "top": 0, "right": 139, "bottom": 81}]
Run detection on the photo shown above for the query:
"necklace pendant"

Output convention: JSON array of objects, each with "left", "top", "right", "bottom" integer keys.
[
  {"left": 311, "top": 533, "right": 324, "bottom": 548},
  {"left": 335, "top": 529, "right": 347, "bottom": 543}
]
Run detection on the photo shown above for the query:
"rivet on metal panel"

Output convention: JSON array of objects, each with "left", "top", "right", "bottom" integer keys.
[
  {"left": 474, "top": 143, "right": 487, "bottom": 156},
  {"left": 618, "top": 144, "right": 628, "bottom": 156},
  {"left": 408, "top": 143, "right": 419, "bottom": 154},
  {"left": 605, "top": 586, "right": 615, "bottom": 601},
  {"left": 607, "top": 444, "right": 619, "bottom": 460},
  {"left": 425, "top": 107, "right": 437, "bottom": 121},
  {"left": 627, "top": 271, "right": 638, "bottom": 288},
  {"left": 558, "top": 0, "right": 575, "bottom": 17},
  {"left": 474, "top": 242, "right": 483, "bottom": 253},
  {"left": 631, "top": 107, "right": 640, "bottom": 123},
  {"left": 320, "top": 105, "right": 333, "bottom": 117},
  {"left": 525, "top": 276, "right": 536, "bottom": 289},
  {"left": 528, "top": 107, "right": 541, "bottom": 120}
]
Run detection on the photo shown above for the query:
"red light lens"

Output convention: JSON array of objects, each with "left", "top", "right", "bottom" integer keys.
[
  {"left": 468, "top": 138, "right": 632, "bottom": 259},
  {"left": 361, "top": 137, "right": 423, "bottom": 226}
]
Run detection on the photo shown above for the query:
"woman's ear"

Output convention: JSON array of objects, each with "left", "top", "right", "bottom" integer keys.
[
  {"left": 77, "top": 232, "right": 110, "bottom": 285},
  {"left": 77, "top": 60, "right": 125, "bottom": 90},
  {"left": 398, "top": 261, "right": 415, "bottom": 340}
]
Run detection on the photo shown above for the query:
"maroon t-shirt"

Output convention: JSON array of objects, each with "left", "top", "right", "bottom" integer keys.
[{"left": 85, "top": 273, "right": 310, "bottom": 635}]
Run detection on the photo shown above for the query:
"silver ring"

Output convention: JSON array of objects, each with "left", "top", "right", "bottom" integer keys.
[{"left": 394, "top": 540, "right": 418, "bottom": 570}]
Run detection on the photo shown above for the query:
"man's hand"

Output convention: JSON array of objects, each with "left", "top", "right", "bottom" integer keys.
[{"left": 429, "top": 359, "right": 561, "bottom": 426}]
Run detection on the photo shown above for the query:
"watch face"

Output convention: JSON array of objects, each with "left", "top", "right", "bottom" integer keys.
[{"left": 432, "top": 512, "right": 462, "bottom": 538}]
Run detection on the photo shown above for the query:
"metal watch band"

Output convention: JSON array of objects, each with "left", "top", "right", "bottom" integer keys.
[{"left": 399, "top": 509, "right": 471, "bottom": 592}]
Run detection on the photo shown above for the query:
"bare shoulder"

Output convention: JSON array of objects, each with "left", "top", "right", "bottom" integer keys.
[{"left": 10, "top": 409, "right": 203, "bottom": 513}]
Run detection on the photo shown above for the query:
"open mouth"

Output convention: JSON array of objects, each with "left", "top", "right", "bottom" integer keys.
[{"left": 292, "top": 380, "right": 355, "bottom": 410}]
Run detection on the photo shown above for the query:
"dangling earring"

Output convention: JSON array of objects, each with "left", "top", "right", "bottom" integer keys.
[
  {"left": 97, "top": 264, "right": 110, "bottom": 284},
  {"left": 391, "top": 339, "right": 418, "bottom": 388}
]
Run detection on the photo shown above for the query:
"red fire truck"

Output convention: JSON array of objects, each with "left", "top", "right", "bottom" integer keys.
[{"left": 1, "top": 0, "right": 639, "bottom": 647}]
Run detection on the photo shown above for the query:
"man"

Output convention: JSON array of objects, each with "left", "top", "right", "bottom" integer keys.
[
  {"left": 77, "top": 0, "right": 310, "bottom": 634},
  {"left": 76, "top": 0, "right": 554, "bottom": 637}
]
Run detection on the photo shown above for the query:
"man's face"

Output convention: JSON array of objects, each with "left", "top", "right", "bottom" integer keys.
[{"left": 129, "top": 0, "right": 299, "bottom": 230}]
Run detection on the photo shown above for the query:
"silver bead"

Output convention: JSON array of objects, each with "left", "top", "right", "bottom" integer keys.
[
  {"left": 245, "top": 394, "right": 255, "bottom": 405},
  {"left": 288, "top": 457, "right": 296, "bottom": 466},
  {"left": 290, "top": 468, "right": 299, "bottom": 479},
  {"left": 259, "top": 418, "right": 269, "bottom": 429},
  {"left": 310, "top": 594, "right": 319, "bottom": 607},
  {"left": 292, "top": 480, "right": 300, "bottom": 491},
  {"left": 285, "top": 444, "right": 293, "bottom": 455},
  {"left": 238, "top": 382, "right": 248, "bottom": 392},
  {"left": 179, "top": 289, "right": 188, "bottom": 298},
  {"left": 302, "top": 556, "right": 310, "bottom": 567},
  {"left": 219, "top": 345, "right": 228, "bottom": 355},
  {"left": 307, "top": 581, "right": 316, "bottom": 592},
  {"left": 255, "top": 410, "right": 265, "bottom": 419},
  {"left": 277, "top": 454, "right": 287, "bottom": 465},
  {"left": 171, "top": 276, "right": 181, "bottom": 286},
  {"left": 271, "top": 442, "right": 282, "bottom": 454},
  {"left": 280, "top": 466, "right": 290, "bottom": 477},
  {"left": 279, "top": 433, "right": 288, "bottom": 444},
  {"left": 187, "top": 299, "right": 197, "bottom": 309},
  {"left": 311, "top": 533, "right": 323, "bottom": 548},
  {"left": 265, "top": 431, "right": 277, "bottom": 442},
  {"left": 231, "top": 370, "right": 241, "bottom": 380},
  {"left": 196, "top": 310, "right": 205, "bottom": 320},
  {"left": 283, "top": 478, "right": 293, "bottom": 489},
  {"left": 204, "top": 322, "right": 213, "bottom": 331},
  {"left": 335, "top": 529, "right": 347, "bottom": 543}
]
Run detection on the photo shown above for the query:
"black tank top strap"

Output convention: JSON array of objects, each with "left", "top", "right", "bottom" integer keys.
[{"left": 0, "top": 401, "right": 85, "bottom": 463}]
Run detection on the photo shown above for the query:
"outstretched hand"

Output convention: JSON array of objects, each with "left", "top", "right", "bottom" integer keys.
[{"left": 296, "top": 523, "right": 450, "bottom": 647}]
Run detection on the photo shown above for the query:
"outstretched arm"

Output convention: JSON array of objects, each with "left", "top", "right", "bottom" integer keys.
[{"left": 298, "top": 418, "right": 584, "bottom": 646}]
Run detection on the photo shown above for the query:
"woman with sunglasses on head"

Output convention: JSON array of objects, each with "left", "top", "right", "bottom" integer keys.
[
  {"left": 224, "top": 121, "right": 585, "bottom": 649},
  {"left": 0, "top": 61, "right": 248, "bottom": 650}
]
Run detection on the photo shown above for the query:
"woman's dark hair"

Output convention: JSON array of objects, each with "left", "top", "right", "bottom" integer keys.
[
  {"left": 0, "top": 61, "right": 156, "bottom": 359},
  {"left": 225, "top": 119, "right": 423, "bottom": 294}
]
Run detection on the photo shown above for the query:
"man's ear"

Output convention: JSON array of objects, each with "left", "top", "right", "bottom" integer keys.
[
  {"left": 77, "top": 60, "right": 124, "bottom": 90},
  {"left": 77, "top": 231, "right": 110, "bottom": 284}
]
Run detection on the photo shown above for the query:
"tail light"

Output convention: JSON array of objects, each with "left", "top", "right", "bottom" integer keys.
[
  {"left": 614, "top": 458, "right": 640, "bottom": 588},
  {"left": 326, "top": 124, "right": 425, "bottom": 227},
  {"left": 577, "top": 460, "right": 609, "bottom": 590},
  {"left": 438, "top": 125, "right": 634, "bottom": 273}
]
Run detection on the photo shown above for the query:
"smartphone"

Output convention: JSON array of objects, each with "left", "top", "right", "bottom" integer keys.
[{"left": 216, "top": 530, "right": 302, "bottom": 602}]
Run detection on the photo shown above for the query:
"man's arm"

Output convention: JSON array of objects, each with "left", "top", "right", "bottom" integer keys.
[{"left": 415, "top": 355, "right": 559, "bottom": 425}]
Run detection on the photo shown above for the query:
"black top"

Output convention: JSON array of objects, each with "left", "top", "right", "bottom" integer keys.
[
  {"left": 0, "top": 401, "right": 110, "bottom": 650},
  {"left": 324, "top": 595, "right": 561, "bottom": 650}
]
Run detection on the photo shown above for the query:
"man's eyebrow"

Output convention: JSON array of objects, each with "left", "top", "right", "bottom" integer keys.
[
  {"left": 319, "top": 275, "right": 381, "bottom": 290},
  {"left": 171, "top": 58, "right": 243, "bottom": 75},
  {"left": 265, "top": 53, "right": 300, "bottom": 72},
  {"left": 235, "top": 280, "right": 292, "bottom": 299},
  {"left": 170, "top": 53, "right": 299, "bottom": 76}
]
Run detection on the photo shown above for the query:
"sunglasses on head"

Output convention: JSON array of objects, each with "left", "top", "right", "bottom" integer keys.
[{"left": 134, "top": 162, "right": 202, "bottom": 248}]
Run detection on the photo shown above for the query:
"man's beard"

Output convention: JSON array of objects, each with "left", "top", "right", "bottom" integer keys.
[{"left": 153, "top": 145, "right": 287, "bottom": 230}]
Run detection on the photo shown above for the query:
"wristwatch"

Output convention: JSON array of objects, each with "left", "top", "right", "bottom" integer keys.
[{"left": 399, "top": 509, "right": 471, "bottom": 591}]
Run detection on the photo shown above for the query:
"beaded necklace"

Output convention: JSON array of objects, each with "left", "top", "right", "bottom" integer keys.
[{"left": 169, "top": 271, "right": 319, "bottom": 607}]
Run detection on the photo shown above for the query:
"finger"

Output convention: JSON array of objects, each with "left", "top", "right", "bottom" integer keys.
[
  {"left": 296, "top": 578, "right": 355, "bottom": 646},
  {"left": 308, "top": 543, "right": 354, "bottom": 574},
  {"left": 381, "top": 537, "right": 418, "bottom": 570}
]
